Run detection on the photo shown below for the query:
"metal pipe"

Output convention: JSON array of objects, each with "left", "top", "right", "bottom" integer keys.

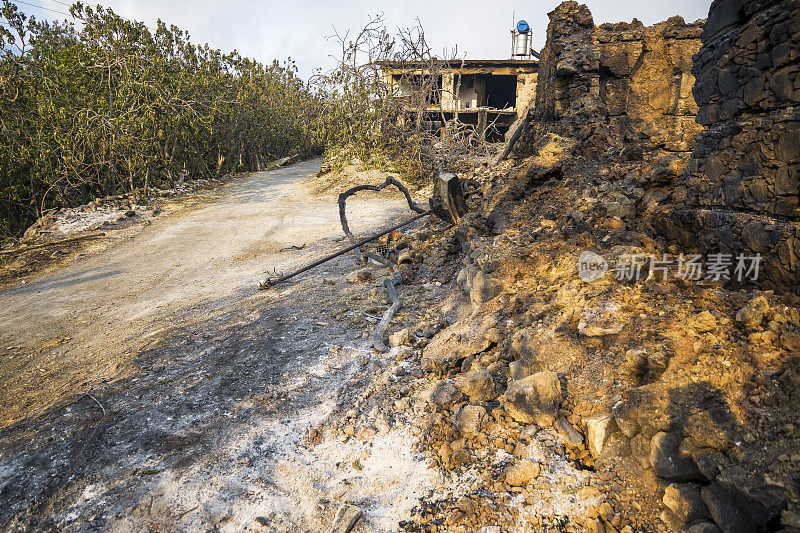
[{"left": 258, "top": 210, "right": 432, "bottom": 289}]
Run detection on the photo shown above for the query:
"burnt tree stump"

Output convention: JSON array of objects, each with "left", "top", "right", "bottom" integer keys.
[{"left": 429, "top": 173, "right": 468, "bottom": 225}]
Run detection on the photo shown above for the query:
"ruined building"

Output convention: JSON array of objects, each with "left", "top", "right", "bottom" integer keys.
[
  {"left": 376, "top": 59, "right": 538, "bottom": 140},
  {"left": 516, "top": 2, "right": 704, "bottom": 157},
  {"left": 514, "top": 0, "right": 799, "bottom": 293}
]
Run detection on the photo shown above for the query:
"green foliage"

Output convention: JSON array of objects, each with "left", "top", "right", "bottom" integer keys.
[
  {"left": 0, "top": 1, "right": 323, "bottom": 236},
  {"left": 311, "top": 18, "right": 412, "bottom": 180}
]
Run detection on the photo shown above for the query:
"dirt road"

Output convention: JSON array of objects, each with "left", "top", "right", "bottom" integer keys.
[{"left": 0, "top": 159, "right": 439, "bottom": 531}]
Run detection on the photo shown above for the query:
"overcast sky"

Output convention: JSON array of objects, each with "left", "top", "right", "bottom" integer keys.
[{"left": 21, "top": 0, "right": 712, "bottom": 79}]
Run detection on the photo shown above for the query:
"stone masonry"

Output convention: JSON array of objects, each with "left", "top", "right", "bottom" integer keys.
[
  {"left": 517, "top": 1, "right": 704, "bottom": 158},
  {"left": 663, "top": 0, "right": 800, "bottom": 290}
]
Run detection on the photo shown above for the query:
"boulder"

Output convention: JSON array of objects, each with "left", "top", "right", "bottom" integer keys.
[
  {"left": 469, "top": 270, "right": 502, "bottom": 306},
  {"left": 680, "top": 440, "right": 730, "bottom": 480},
  {"left": 584, "top": 518, "right": 605, "bottom": 533},
  {"left": 780, "top": 331, "right": 800, "bottom": 352},
  {"left": 456, "top": 265, "right": 477, "bottom": 291},
  {"left": 425, "top": 381, "right": 462, "bottom": 411},
  {"left": 509, "top": 357, "right": 541, "bottom": 381},
  {"left": 577, "top": 317, "right": 624, "bottom": 337},
  {"left": 345, "top": 268, "right": 372, "bottom": 283},
  {"left": 554, "top": 416, "right": 584, "bottom": 447},
  {"left": 452, "top": 404, "right": 488, "bottom": 438},
  {"left": 612, "top": 399, "right": 641, "bottom": 438},
  {"left": 650, "top": 432, "right": 702, "bottom": 481},
  {"left": 584, "top": 415, "right": 617, "bottom": 458},
  {"left": 504, "top": 460, "right": 541, "bottom": 486},
  {"left": 502, "top": 371, "right": 562, "bottom": 426},
  {"left": 701, "top": 483, "right": 756, "bottom": 533},
  {"left": 389, "top": 328, "right": 410, "bottom": 347},
  {"left": 735, "top": 295, "right": 769, "bottom": 330},
  {"left": 782, "top": 509, "right": 800, "bottom": 529},
  {"left": 422, "top": 313, "right": 497, "bottom": 370},
  {"left": 716, "top": 465, "right": 788, "bottom": 529},
  {"left": 683, "top": 522, "right": 722, "bottom": 533},
  {"left": 688, "top": 311, "right": 717, "bottom": 333},
  {"left": 683, "top": 410, "right": 733, "bottom": 451},
  {"left": 663, "top": 483, "right": 711, "bottom": 526},
  {"left": 457, "top": 369, "right": 497, "bottom": 402}
]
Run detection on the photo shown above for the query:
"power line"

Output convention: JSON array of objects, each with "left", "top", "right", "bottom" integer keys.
[
  {"left": 13, "top": 0, "right": 72, "bottom": 18},
  {"left": 10, "top": 1, "right": 159, "bottom": 31}
]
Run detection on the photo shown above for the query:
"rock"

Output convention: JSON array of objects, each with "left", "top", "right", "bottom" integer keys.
[
  {"left": 577, "top": 317, "right": 624, "bottom": 337},
  {"left": 555, "top": 416, "right": 584, "bottom": 447},
  {"left": 735, "top": 296, "right": 769, "bottom": 330},
  {"left": 452, "top": 404, "right": 487, "bottom": 438},
  {"left": 345, "top": 268, "right": 372, "bottom": 283},
  {"left": 683, "top": 521, "right": 722, "bottom": 533},
  {"left": 504, "top": 460, "right": 540, "bottom": 486},
  {"left": 716, "top": 465, "right": 788, "bottom": 528},
  {"left": 389, "top": 328, "right": 410, "bottom": 347},
  {"left": 509, "top": 357, "right": 540, "bottom": 381},
  {"left": 486, "top": 361, "right": 509, "bottom": 379},
  {"left": 688, "top": 311, "right": 717, "bottom": 333},
  {"left": 701, "top": 483, "right": 756, "bottom": 533},
  {"left": 621, "top": 348, "right": 649, "bottom": 378},
  {"left": 439, "top": 443, "right": 470, "bottom": 469},
  {"left": 422, "top": 313, "right": 497, "bottom": 369},
  {"left": 612, "top": 399, "right": 641, "bottom": 438},
  {"left": 680, "top": 440, "right": 729, "bottom": 480},
  {"left": 598, "top": 502, "right": 614, "bottom": 521},
  {"left": 650, "top": 432, "right": 701, "bottom": 481},
  {"left": 683, "top": 410, "right": 732, "bottom": 451},
  {"left": 328, "top": 504, "right": 362, "bottom": 533},
  {"left": 602, "top": 194, "right": 635, "bottom": 220},
  {"left": 663, "top": 483, "right": 710, "bottom": 525},
  {"left": 425, "top": 381, "right": 462, "bottom": 411},
  {"left": 782, "top": 509, "right": 800, "bottom": 529},
  {"left": 502, "top": 371, "right": 562, "bottom": 426},
  {"left": 457, "top": 369, "right": 497, "bottom": 402},
  {"left": 780, "top": 331, "right": 800, "bottom": 352},
  {"left": 584, "top": 415, "right": 617, "bottom": 458},
  {"left": 456, "top": 266, "right": 476, "bottom": 291},
  {"left": 584, "top": 518, "right": 605, "bottom": 533},
  {"left": 470, "top": 270, "right": 502, "bottom": 306},
  {"left": 484, "top": 327, "right": 503, "bottom": 344}
]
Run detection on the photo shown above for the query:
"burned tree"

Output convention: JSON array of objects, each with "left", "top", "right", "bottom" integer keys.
[{"left": 314, "top": 15, "right": 508, "bottom": 183}]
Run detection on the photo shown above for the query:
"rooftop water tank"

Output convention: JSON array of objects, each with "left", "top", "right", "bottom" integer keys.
[{"left": 512, "top": 19, "right": 531, "bottom": 57}]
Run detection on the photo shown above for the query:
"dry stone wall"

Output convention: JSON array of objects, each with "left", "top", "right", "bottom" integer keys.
[
  {"left": 663, "top": 0, "right": 800, "bottom": 290},
  {"left": 517, "top": 0, "right": 799, "bottom": 292},
  {"left": 517, "top": 1, "right": 703, "bottom": 158}
]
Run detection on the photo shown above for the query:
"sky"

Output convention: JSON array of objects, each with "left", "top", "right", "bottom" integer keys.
[{"left": 17, "top": 0, "right": 713, "bottom": 79}]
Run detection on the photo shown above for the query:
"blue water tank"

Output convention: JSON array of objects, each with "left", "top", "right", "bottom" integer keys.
[{"left": 516, "top": 20, "right": 530, "bottom": 33}]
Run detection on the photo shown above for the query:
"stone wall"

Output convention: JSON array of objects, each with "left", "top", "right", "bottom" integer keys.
[
  {"left": 517, "top": 1, "right": 704, "bottom": 157},
  {"left": 596, "top": 19, "right": 702, "bottom": 154},
  {"left": 515, "top": 0, "right": 799, "bottom": 291},
  {"left": 662, "top": 0, "right": 800, "bottom": 290},
  {"left": 515, "top": 73, "right": 538, "bottom": 118}
]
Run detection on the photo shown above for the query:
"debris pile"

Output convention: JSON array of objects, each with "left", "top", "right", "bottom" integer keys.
[{"left": 313, "top": 1, "right": 800, "bottom": 531}]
